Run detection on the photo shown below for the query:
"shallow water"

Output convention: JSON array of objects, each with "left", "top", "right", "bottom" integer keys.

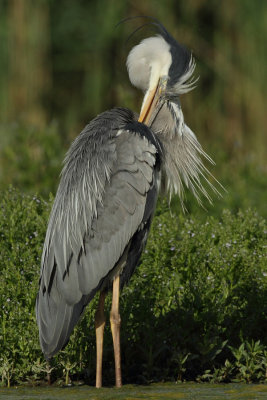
[{"left": 0, "top": 383, "right": 267, "bottom": 400}]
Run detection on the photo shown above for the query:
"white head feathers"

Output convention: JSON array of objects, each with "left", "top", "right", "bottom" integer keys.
[{"left": 126, "top": 36, "right": 172, "bottom": 92}]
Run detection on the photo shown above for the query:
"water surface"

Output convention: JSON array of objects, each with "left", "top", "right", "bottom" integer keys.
[{"left": 0, "top": 382, "right": 267, "bottom": 400}]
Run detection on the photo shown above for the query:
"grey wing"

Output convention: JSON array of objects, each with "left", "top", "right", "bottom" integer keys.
[{"left": 36, "top": 123, "right": 160, "bottom": 359}]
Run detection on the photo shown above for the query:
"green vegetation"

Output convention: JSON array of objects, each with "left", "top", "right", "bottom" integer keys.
[
  {"left": 0, "top": 123, "right": 64, "bottom": 198},
  {"left": 0, "top": 188, "right": 266, "bottom": 386}
]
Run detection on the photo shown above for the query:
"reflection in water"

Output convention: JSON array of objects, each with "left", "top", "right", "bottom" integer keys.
[{"left": 0, "top": 383, "right": 267, "bottom": 400}]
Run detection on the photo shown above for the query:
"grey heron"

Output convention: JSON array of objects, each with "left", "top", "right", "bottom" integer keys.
[{"left": 36, "top": 20, "right": 219, "bottom": 388}]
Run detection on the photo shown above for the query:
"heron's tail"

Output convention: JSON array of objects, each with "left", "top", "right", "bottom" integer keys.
[{"left": 36, "top": 288, "right": 92, "bottom": 359}]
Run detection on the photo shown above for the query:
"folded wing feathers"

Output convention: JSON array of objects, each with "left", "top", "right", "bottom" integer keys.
[{"left": 37, "top": 122, "right": 158, "bottom": 357}]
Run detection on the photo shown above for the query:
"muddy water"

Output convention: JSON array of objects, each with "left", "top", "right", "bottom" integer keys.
[{"left": 0, "top": 382, "right": 267, "bottom": 400}]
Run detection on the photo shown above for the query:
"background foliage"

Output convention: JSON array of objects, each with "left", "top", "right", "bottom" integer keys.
[
  {"left": 0, "top": 0, "right": 266, "bottom": 386},
  {"left": 0, "top": 0, "right": 266, "bottom": 213}
]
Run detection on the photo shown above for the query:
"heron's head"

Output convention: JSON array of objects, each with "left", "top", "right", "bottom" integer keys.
[{"left": 126, "top": 23, "right": 197, "bottom": 130}]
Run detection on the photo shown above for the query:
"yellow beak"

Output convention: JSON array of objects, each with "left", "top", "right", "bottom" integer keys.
[{"left": 138, "top": 77, "right": 167, "bottom": 125}]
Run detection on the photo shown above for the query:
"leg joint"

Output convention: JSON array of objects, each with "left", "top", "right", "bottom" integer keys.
[{"left": 110, "top": 311, "right": 121, "bottom": 327}]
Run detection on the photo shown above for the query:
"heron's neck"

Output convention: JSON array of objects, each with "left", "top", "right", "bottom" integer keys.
[
  {"left": 149, "top": 100, "right": 200, "bottom": 203},
  {"left": 149, "top": 101, "right": 184, "bottom": 140}
]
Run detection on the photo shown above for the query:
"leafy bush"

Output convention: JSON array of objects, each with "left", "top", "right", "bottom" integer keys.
[
  {"left": 120, "top": 202, "right": 267, "bottom": 382},
  {"left": 0, "top": 123, "right": 65, "bottom": 197},
  {"left": 0, "top": 187, "right": 50, "bottom": 384},
  {"left": 0, "top": 188, "right": 266, "bottom": 385},
  {"left": 230, "top": 340, "right": 267, "bottom": 383}
]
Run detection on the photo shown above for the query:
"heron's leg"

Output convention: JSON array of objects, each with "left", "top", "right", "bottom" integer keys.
[
  {"left": 95, "top": 290, "right": 106, "bottom": 388},
  {"left": 110, "top": 275, "right": 122, "bottom": 387}
]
